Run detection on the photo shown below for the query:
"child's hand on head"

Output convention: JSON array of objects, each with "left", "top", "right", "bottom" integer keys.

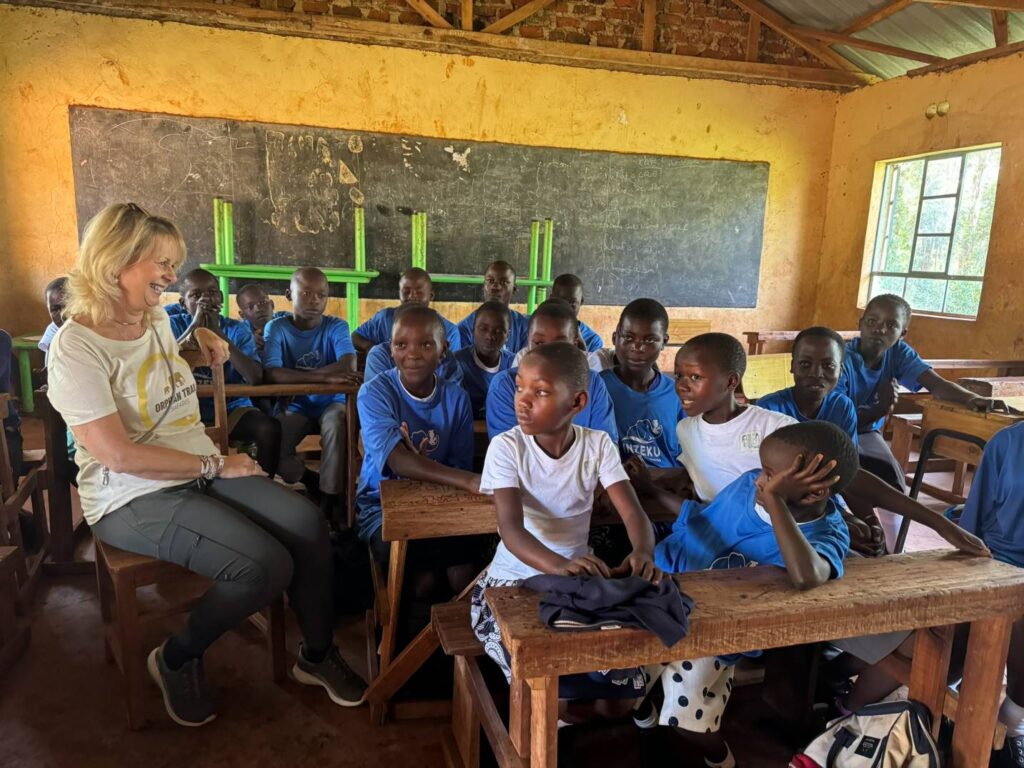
[
  {"left": 559, "top": 553, "right": 612, "bottom": 579},
  {"left": 611, "top": 551, "right": 663, "bottom": 584},
  {"left": 756, "top": 452, "right": 840, "bottom": 506}
]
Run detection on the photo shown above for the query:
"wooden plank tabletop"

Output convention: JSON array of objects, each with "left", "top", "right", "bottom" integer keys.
[
  {"left": 921, "top": 399, "right": 1024, "bottom": 444},
  {"left": 486, "top": 551, "right": 1024, "bottom": 680},
  {"left": 195, "top": 382, "right": 360, "bottom": 397},
  {"left": 925, "top": 359, "right": 1024, "bottom": 371},
  {"left": 958, "top": 376, "right": 1024, "bottom": 398}
]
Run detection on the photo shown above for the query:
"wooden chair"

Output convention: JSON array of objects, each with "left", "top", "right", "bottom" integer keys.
[
  {"left": 94, "top": 362, "right": 286, "bottom": 729},
  {"left": 0, "top": 393, "right": 49, "bottom": 611},
  {"left": 0, "top": 546, "right": 30, "bottom": 674},
  {"left": 365, "top": 480, "right": 496, "bottom": 724}
]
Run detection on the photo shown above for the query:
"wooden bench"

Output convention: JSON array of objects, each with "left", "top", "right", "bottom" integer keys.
[
  {"left": 485, "top": 551, "right": 1024, "bottom": 768},
  {"left": 743, "top": 330, "right": 859, "bottom": 356},
  {"left": 957, "top": 376, "right": 1024, "bottom": 398}
]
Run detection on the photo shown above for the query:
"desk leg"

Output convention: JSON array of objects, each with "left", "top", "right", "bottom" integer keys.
[
  {"left": 40, "top": 396, "right": 74, "bottom": 564},
  {"left": 509, "top": 677, "right": 531, "bottom": 757},
  {"left": 17, "top": 351, "right": 34, "bottom": 414},
  {"left": 951, "top": 616, "right": 1012, "bottom": 767},
  {"left": 528, "top": 676, "right": 557, "bottom": 768},
  {"left": 908, "top": 625, "right": 954, "bottom": 740}
]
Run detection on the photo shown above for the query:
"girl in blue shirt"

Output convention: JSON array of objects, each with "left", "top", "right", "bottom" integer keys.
[{"left": 452, "top": 300, "right": 514, "bottom": 419}]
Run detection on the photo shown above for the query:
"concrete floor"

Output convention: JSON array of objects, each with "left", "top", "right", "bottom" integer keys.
[{"left": 0, "top": 419, "right": 961, "bottom": 768}]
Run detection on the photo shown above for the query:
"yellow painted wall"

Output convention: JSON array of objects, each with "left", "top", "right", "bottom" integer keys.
[
  {"left": 814, "top": 51, "right": 1024, "bottom": 358},
  {"left": 0, "top": 4, "right": 838, "bottom": 346}
]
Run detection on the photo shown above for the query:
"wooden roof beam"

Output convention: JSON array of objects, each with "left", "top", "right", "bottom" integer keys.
[
  {"left": 992, "top": 9, "right": 1010, "bottom": 46},
  {"left": 404, "top": 0, "right": 451, "bottom": 29},
  {"left": 839, "top": 0, "right": 913, "bottom": 35},
  {"left": 745, "top": 16, "right": 760, "bottom": 61},
  {"left": 642, "top": 0, "right": 656, "bottom": 52},
  {"left": 482, "top": 0, "right": 556, "bottom": 34},
  {"left": 914, "top": 0, "right": 1024, "bottom": 11},
  {"left": 909, "top": 38, "right": 1024, "bottom": 74},
  {"left": 794, "top": 25, "right": 944, "bottom": 64},
  {"left": 728, "top": 0, "right": 865, "bottom": 72}
]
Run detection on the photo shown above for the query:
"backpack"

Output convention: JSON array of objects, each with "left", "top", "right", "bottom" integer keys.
[{"left": 792, "top": 700, "right": 941, "bottom": 768}]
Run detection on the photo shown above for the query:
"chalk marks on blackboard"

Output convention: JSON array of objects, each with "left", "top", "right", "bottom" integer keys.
[
  {"left": 338, "top": 159, "right": 358, "bottom": 185},
  {"left": 443, "top": 145, "right": 472, "bottom": 173},
  {"left": 348, "top": 135, "right": 363, "bottom": 154}
]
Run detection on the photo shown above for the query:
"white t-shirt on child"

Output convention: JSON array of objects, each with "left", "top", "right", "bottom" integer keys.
[
  {"left": 676, "top": 405, "right": 797, "bottom": 502},
  {"left": 481, "top": 425, "right": 630, "bottom": 581}
]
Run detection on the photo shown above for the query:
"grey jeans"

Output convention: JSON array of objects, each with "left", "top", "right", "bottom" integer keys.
[
  {"left": 277, "top": 403, "right": 347, "bottom": 494},
  {"left": 91, "top": 476, "right": 334, "bottom": 658}
]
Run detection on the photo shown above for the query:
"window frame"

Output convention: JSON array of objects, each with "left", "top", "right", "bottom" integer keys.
[{"left": 862, "top": 144, "right": 1001, "bottom": 321}]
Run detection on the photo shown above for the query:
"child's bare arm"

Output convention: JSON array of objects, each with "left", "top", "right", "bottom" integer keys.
[
  {"left": 494, "top": 487, "right": 609, "bottom": 577},
  {"left": 624, "top": 456, "right": 689, "bottom": 514},
  {"left": 605, "top": 479, "right": 662, "bottom": 583},
  {"left": 385, "top": 442, "right": 480, "bottom": 494},
  {"left": 918, "top": 369, "right": 1016, "bottom": 413},
  {"left": 351, "top": 332, "right": 374, "bottom": 355}
]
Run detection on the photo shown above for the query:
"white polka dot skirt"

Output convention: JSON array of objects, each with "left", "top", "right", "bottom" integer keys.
[{"left": 648, "top": 656, "right": 735, "bottom": 733}]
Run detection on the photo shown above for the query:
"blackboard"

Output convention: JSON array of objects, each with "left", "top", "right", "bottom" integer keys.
[{"left": 69, "top": 107, "right": 769, "bottom": 307}]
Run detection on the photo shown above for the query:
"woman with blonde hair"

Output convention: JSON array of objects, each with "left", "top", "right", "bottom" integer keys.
[{"left": 47, "top": 203, "right": 365, "bottom": 726}]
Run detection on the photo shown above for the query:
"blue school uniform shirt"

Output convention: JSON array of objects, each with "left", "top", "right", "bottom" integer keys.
[
  {"left": 655, "top": 470, "right": 849, "bottom": 578},
  {"left": 959, "top": 422, "right": 1024, "bottom": 568},
  {"left": 838, "top": 338, "right": 931, "bottom": 433},
  {"left": 364, "top": 343, "right": 465, "bottom": 387},
  {"left": 262, "top": 315, "right": 357, "bottom": 418},
  {"left": 355, "top": 368, "right": 474, "bottom": 541},
  {"left": 453, "top": 346, "right": 514, "bottom": 419},
  {"left": 485, "top": 366, "right": 619, "bottom": 443},
  {"left": 245, "top": 310, "right": 291, "bottom": 336},
  {"left": 354, "top": 306, "right": 462, "bottom": 352},
  {"left": 0, "top": 331, "right": 20, "bottom": 431},
  {"left": 458, "top": 309, "right": 530, "bottom": 355},
  {"left": 599, "top": 369, "right": 684, "bottom": 468},
  {"left": 167, "top": 313, "right": 258, "bottom": 423},
  {"left": 578, "top": 320, "right": 604, "bottom": 353},
  {"left": 164, "top": 303, "right": 186, "bottom": 317},
  {"left": 756, "top": 387, "right": 859, "bottom": 446}
]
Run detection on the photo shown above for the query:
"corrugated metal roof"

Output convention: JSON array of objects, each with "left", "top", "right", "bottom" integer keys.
[{"left": 765, "top": 0, "right": 1024, "bottom": 79}]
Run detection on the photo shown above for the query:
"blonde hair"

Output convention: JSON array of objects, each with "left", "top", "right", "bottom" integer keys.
[{"left": 65, "top": 202, "right": 187, "bottom": 325}]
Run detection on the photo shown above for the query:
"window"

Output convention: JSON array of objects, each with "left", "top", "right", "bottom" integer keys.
[{"left": 866, "top": 145, "right": 1001, "bottom": 319}]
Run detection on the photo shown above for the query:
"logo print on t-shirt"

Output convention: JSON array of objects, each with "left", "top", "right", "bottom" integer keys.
[
  {"left": 740, "top": 431, "right": 762, "bottom": 451},
  {"left": 409, "top": 429, "right": 440, "bottom": 454},
  {"left": 622, "top": 419, "right": 664, "bottom": 462},
  {"left": 709, "top": 552, "right": 759, "bottom": 570},
  {"left": 296, "top": 350, "right": 323, "bottom": 370}
]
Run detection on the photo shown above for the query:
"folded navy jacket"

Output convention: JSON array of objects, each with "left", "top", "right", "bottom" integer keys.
[{"left": 522, "top": 574, "right": 694, "bottom": 648}]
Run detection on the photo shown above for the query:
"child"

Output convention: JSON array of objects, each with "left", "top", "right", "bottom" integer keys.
[
  {"left": 167, "top": 269, "right": 280, "bottom": 476},
  {"left": 452, "top": 300, "right": 513, "bottom": 419},
  {"left": 263, "top": 268, "right": 359, "bottom": 521},
  {"left": 839, "top": 293, "right": 1007, "bottom": 494},
  {"left": 363, "top": 327, "right": 464, "bottom": 385},
  {"left": 550, "top": 273, "right": 604, "bottom": 352},
  {"left": 0, "top": 330, "right": 23, "bottom": 481},
  {"left": 471, "top": 342, "right": 658, "bottom": 715},
  {"left": 757, "top": 327, "right": 858, "bottom": 443},
  {"left": 237, "top": 283, "right": 289, "bottom": 353},
  {"left": 457, "top": 261, "right": 530, "bottom": 354},
  {"left": 630, "top": 421, "right": 857, "bottom": 768},
  {"left": 351, "top": 268, "right": 460, "bottom": 354},
  {"left": 355, "top": 305, "right": 483, "bottom": 596},
  {"left": 599, "top": 298, "right": 684, "bottom": 469},
  {"left": 486, "top": 300, "right": 617, "bottom": 441},
  {"left": 37, "top": 276, "right": 68, "bottom": 362}
]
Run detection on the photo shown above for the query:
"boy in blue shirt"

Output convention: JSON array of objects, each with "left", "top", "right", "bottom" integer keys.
[
  {"left": 37, "top": 276, "right": 68, "bottom": 364},
  {"left": 264, "top": 268, "right": 359, "bottom": 522},
  {"left": 363, "top": 333, "right": 464, "bottom": 385},
  {"left": 631, "top": 421, "right": 858, "bottom": 768},
  {"left": 351, "top": 268, "right": 460, "bottom": 355},
  {"left": 169, "top": 269, "right": 280, "bottom": 477},
  {"left": 485, "top": 300, "right": 617, "bottom": 441},
  {"left": 453, "top": 300, "right": 513, "bottom": 419},
  {"left": 356, "top": 305, "right": 484, "bottom": 600},
  {"left": 457, "top": 261, "right": 530, "bottom": 354},
  {"left": 237, "top": 283, "right": 289, "bottom": 353},
  {"left": 600, "top": 298, "right": 683, "bottom": 469},
  {"left": 839, "top": 294, "right": 1008, "bottom": 494},
  {"left": 550, "top": 273, "right": 604, "bottom": 353}
]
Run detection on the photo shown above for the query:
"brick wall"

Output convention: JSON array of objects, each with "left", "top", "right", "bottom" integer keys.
[{"left": 224, "top": 0, "right": 822, "bottom": 67}]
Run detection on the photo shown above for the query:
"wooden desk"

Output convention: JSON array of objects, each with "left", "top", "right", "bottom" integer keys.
[
  {"left": 925, "top": 359, "right": 1024, "bottom": 377},
  {"left": 743, "top": 330, "right": 858, "bottom": 356},
  {"left": 920, "top": 399, "right": 1024, "bottom": 449},
  {"left": 958, "top": 377, "right": 1024, "bottom": 398},
  {"left": 486, "top": 551, "right": 1024, "bottom": 768},
  {"left": 11, "top": 334, "right": 42, "bottom": 413}
]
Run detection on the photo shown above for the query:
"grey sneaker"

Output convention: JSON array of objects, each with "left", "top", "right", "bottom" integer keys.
[
  {"left": 146, "top": 641, "right": 217, "bottom": 727},
  {"left": 292, "top": 644, "right": 366, "bottom": 707}
]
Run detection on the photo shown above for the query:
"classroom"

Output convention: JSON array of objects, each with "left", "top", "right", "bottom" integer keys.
[{"left": 1, "top": 0, "right": 1023, "bottom": 765}]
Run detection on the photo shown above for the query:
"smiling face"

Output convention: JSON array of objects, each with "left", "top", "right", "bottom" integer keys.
[
  {"left": 858, "top": 298, "right": 908, "bottom": 357},
  {"left": 287, "top": 271, "right": 329, "bottom": 323},
  {"left": 399, "top": 273, "right": 433, "bottom": 306},
  {"left": 613, "top": 316, "right": 667, "bottom": 376},
  {"left": 391, "top": 314, "right": 446, "bottom": 390},
  {"left": 238, "top": 286, "right": 274, "bottom": 329},
  {"left": 116, "top": 235, "right": 181, "bottom": 315},
  {"left": 45, "top": 287, "right": 67, "bottom": 328},
  {"left": 180, "top": 271, "right": 223, "bottom": 318},
  {"left": 514, "top": 357, "right": 585, "bottom": 436},
  {"left": 673, "top": 346, "right": 737, "bottom": 417},
  {"left": 483, "top": 264, "right": 516, "bottom": 304},
  {"left": 474, "top": 308, "right": 510, "bottom": 358},
  {"left": 791, "top": 335, "right": 843, "bottom": 401}
]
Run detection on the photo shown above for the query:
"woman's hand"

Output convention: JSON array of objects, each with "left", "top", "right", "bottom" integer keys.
[
  {"left": 220, "top": 453, "right": 264, "bottom": 479},
  {"left": 193, "top": 327, "right": 230, "bottom": 367}
]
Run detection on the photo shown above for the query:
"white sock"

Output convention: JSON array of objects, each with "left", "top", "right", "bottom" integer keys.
[
  {"left": 999, "top": 696, "right": 1024, "bottom": 737},
  {"left": 705, "top": 743, "right": 736, "bottom": 768}
]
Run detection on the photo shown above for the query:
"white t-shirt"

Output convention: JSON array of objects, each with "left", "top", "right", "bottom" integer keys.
[
  {"left": 47, "top": 315, "right": 217, "bottom": 525},
  {"left": 481, "top": 425, "right": 629, "bottom": 581},
  {"left": 511, "top": 347, "right": 611, "bottom": 373},
  {"left": 676, "top": 405, "right": 797, "bottom": 502}
]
